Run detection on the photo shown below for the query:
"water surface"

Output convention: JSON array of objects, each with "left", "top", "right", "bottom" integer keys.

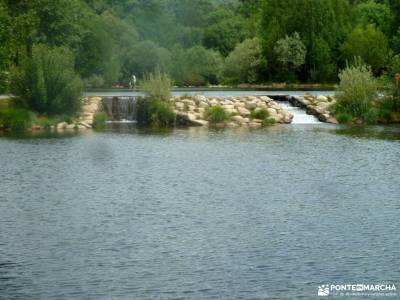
[{"left": 0, "top": 125, "right": 399, "bottom": 299}]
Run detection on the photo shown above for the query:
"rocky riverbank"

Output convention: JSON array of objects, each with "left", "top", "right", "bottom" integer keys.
[
  {"left": 172, "top": 95, "right": 294, "bottom": 128},
  {"left": 52, "top": 94, "right": 338, "bottom": 130}
]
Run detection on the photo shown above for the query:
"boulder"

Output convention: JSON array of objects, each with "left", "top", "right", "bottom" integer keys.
[
  {"left": 198, "top": 101, "right": 209, "bottom": 108},
  {"left": 231, "top": 115, "right": 245, "bottom": 123},
  {"left": 316, "top": 95, "right": 328, "bottom": 102},
  {"left": 182, "top": 99, "right": 196, "bottom": 106},
  {"left": 249, "top": 122, "right": 262, "bottom": 128},
  {"left": 175, "top": 102, "right": 185, "bottom": 110},
  {"left": 237, "top": 107, "right": 251, "bottom": 116},
  {"left": 57, "top": 122, "right": 68, "bottom": 130}
]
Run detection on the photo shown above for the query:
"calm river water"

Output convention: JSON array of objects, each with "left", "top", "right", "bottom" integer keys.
[{"left": 1, "top": 124, "right": 400, "bottom": 299}]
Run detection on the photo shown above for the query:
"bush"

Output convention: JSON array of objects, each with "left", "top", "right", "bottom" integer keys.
[
  {"left": 84, "top": 74, "right": 105, "bottom": 88},
  {"left": 136, "top": 98, "right": 175, "bottom": 127},
  {"left": 141, "top": 69, "right": 172, "bottom": 101},
  {"left": 149, "top": 100, "right": 175, "bottom": 127},
  {"left": 0, "top": 108, "right": 34, "bottom": 131},
  {"left": 10, "top": 44, "right": 83, "bottom": 116},
  {"left": 205, "top": 106, "right": 228, "bottom": 123},
  {"left": 93, "top": 112, "right": 108, "bottom": 129},
  {"left": 251, "top": 109, "right": 269, "bottom": 120},
  {"left": 336, "top": 112, "right": 353, "bottom": 124},
  {"left": 171, "top": 46, "right": 223, "bottom": 86},
  {"left": 335, "top": 59, "right": 378, "bottom": 120}
]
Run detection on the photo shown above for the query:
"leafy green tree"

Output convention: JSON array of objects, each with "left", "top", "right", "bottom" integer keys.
[
  {"left": 222, "top": 38, "right": 266, "bottom": 84},
  {"left": 203, "top": 8, "right": 247, "bottom": 56},
  {"left": 341, "top": 24, "right": 390, "bottom": 74},
  {"left": 10, "top": 44, "right": 83, "bottom": 116},
  {"left": 356, "top": 0, "right": 393, "bottom": 35},
  {"left": 274, "top": 33, "right": 306, "bottom": 73},
  {"left": 124, "top": 41, "right": 171, "bottom": 80},
  {"left": 171, "top": 45, "right": 222, "bottom": 86}
]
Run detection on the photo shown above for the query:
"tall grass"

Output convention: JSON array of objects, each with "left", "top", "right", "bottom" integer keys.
[
  {"left": 0, "top": 108, "right": 34, "bottom": 131},
  {"left": 205, "top": 106, "right": 228, "bottom": 123},
  {"left": 141, "top": 69, "right": 172, "bottom": 101},
  {"left": 335, "top": 59, "right": 378, "bottom": 119}
]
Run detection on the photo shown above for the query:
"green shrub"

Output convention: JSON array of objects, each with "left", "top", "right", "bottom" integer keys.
[
  {"left": 136, "top": 98, "right": 175, "bottom": 127},
  {"left": 364, "top": 108, "right": 379, "bottom": 124},
  {"left": 0, "top": 108, "right": 34, "bottom": 131},
  {"left": 262, "top": 118, "right": 276, "bottom": 126},
  {"left": 149, "top": 100, "right": 175, "bottom": 127},
  {"left": 335, "top": 59, "right": 378, "bottom": 119},
  {"left": 10, "top": 44, "right": 83, "bottom": 116},
  {"left": 251, "top": 109, "right": 269, "bottom": 120},
  {"left": 141, "top": 69, "right": 172, "bottom": 101},
  {"left": 205, "top": 106, "right": 228, "bottom": 123},
  {"left": 35, "top": 116, "right": 60, "bottom": 129},
  {"left": 93, "top": 112, "right": 108, "bottom": 129},
  {"left": 336, "top": 112, "right": 353, "bottom": 124}
]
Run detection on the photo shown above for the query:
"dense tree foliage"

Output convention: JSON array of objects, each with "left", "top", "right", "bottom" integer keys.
[{"left": 1, "top": 0, "right": 400, "bottom": 90}]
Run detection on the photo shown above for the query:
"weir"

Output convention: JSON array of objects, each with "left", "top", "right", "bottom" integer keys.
[
  {"left": 268, "top": 95, "right": 321, "bottom": 124},
  {"left": 102, "top": 96, "right": 137, "bottom": 122}
]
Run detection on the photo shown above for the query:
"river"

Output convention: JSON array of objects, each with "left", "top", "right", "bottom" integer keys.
[{"left": 1, "top": 92, "right": 399, "bottom": 299}]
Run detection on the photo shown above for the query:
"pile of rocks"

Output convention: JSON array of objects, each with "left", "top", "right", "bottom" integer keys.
[
  {"left": 289, "top": 95, "right": 338, "bottom": 124},
  {"left": 173, "top": 95, "right": 293, "bottom": 128},
  {"left": 56, "top": 96, "right": 102, "bottom": 130}
]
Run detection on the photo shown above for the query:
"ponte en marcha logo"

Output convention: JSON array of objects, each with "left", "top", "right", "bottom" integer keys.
[{"left": 318, "top": 283, "right": 397, "bottom": 297}]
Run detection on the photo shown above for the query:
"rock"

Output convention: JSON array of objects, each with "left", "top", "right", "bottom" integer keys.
[
  {"left": 326, "top": 116, "right": 339, "bottom": 124},
  {"left": 317, "top": 95, "right": 328, "bottom": 102},
  {"left": 31, "top": 125, "right": 43, "bottom": 130},
  {"left": 234, "top": 102, "right": 245, "bottom": 108},
  {"left": 175, "top": 102, "right": 185, "bottom": 110},
  {"left": 226, "top": 122, "right": 239, "bottom": 128},
  {"left": 76, "top": 124, "right": 88, "bottom": 130},
  {"left": 78, "top": 122, "right": 92, "bottom": 129},
  {"left": 231, "top": 115, "right": 245, "bottom": 123},
  {"left": 66, "top": 124, "right": 76, "bottom": 130},
  {"left": 259, "top": 96, "right": 273, "bottom": 102},
  {"left": 245, "top": 101, "right": 258, "bottom": 110},
  {"left": 194, "top": 95, "right": 207, "bottom": 102},
  {"left": 237, "top": 107, "right": 251, "bottom": 116},
  {"left": 182, "top": 99, "right": 196, "bottom": 106},
  {"left": 209, "top": 99, "right": 219, "bottom": 106},
  {"left": 187, "top": 112, "right": 197, "bottom": 121},
  {"left": 283, "top": 113, "right": 293, "bottom": 124},
  {"left": 57, "top": 122, "right": 68, "bottom": 130},
  {"left": 249, "top": 122, "right": 262, "bottom": 128},
  {"left": 188, "top": 105, "right": 196, "bottom": 112},
  {"left": 266, "top": 108, "right": 278, "bottom": 117},
  {"left": 199, "top": 101, "right": 209, "bottom": 108},
  {"left": 191, "top": 119, "right": 208, "bottom": 126}
]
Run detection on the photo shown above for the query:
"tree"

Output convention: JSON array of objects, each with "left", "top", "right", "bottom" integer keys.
[
  {"left": 123, "top": 41, "right": 171, "bottom": 80},
  {"left": 171, "top": 46, "right": 222, "bottom": 86},
  {"left": 10, "top": 44, "right": 83, "bottom": 116},
  {"left": 274, "top": 32, "right": 306, "bottom": 73},
  {"left": 203, "top": 8, "right": 247, "bottom": 56},
  {"left": 341, "top": 24, "right": 390, "bottom": 74},
  {"left": 356, "top": 0, "right": 393, "bottom": 35},
  {"left": 222, "top": 38, "right": 266, "bottom": 84}
]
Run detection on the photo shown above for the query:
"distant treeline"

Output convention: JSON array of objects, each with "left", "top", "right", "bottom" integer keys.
[{"left": 1, "top": 0, "right": 400, "bottom": 90}]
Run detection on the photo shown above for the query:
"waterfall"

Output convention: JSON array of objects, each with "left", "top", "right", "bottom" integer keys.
[
  {"left": 276, "top": 100, "right": 321, "bottom": 124},
  {"left": 102, "top": 96, "right": 137, "bottom": 122}
]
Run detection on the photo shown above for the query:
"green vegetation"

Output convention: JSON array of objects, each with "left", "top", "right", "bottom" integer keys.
[
  {"left": 222, "top": 38, "right": 265, "bottom": 84},
  {"left": 10, "top": 45, "right": 83, "bottom": 116},
  {"left": 205, "top": 106, "right": 228, "bottom": 123},
  {"left": 334, "top": 60, "right": 378, "bottom": 122},
  {"left": 0, "top": 0, "right": 400, "bottom": 89},
  {"left": 93, "top": 112, "right": 108, "bottom": 129},
  {"left": 137, "top": 70, "right": 175, "bottom": 127},
  {"left": 250, "top": 109, "right": 275, "bottom": 126},
  {"left": 0, "top": 107, "right": 34, "bottom": 131},
  {"left": 141, "top": 70, "right": 172, "bottom": 102}
]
